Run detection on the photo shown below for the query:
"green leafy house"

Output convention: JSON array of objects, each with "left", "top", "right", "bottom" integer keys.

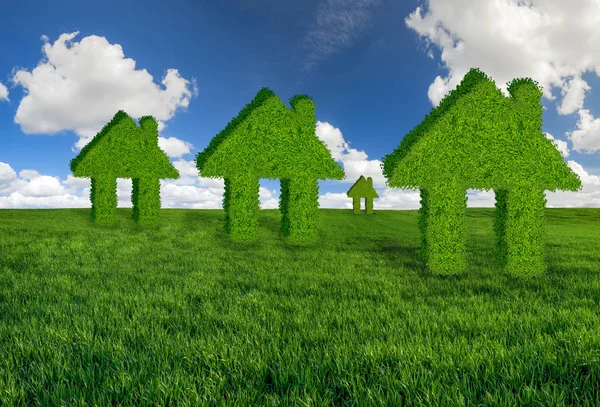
[
  {"left": 70, "top": 110, "right": 180, "bottom": 225},
  {"left": 196, "top": 87, "right": 345, "bottom": 243},
  {"left": 381, "top": 68, "right": 581, "bottom": 276},
  {"left": 347, "top": 175, "right": 378, "bottom": 214}
]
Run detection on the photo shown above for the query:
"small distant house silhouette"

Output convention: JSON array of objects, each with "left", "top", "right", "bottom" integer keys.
[
  {"left": 347, "top": 175, "right": 378, "bottom": 214},
  {"left": 196, "top": 87, "right": 344, "bottom": 243},
  {"left": 381, "top": 68, "right": 581, "bottom": 276},
  {"left": 70, "top": 110, "right": 179, "bottom": 225}
]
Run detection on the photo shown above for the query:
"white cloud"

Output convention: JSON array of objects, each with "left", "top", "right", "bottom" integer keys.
[
  {"left": 19, "top": 169, "right": 41, "bottom": 180},
  {"left": 158, "top": 136, "right": 193, "bottom": 158},
  {"left": 372, "top": 188, "right": 422, "bottom": 210},
  {"left": 172, "top": 159, "right": 200, "bottom": 178},
  {"left": 315, "top": 121, "right": 386, "bottom": 186},
  {"left": 0, "top": 147, "right": 596, "bottom": 209},
  {"left": 1, "top": 4, "right": 598, "bottom": 214},
  {"left": 404, "top": 0, "right": 600, "bottom": 158},
  {"left": 155, "top": 183, "right": 209, "bottom": 204},
  {"left": 566, "top": 109, "right": 600, "bottom": 153},
  {"left": 545, "top": 132, "right": 570, "bottom": 158},
  {"left": 315, "top": 121, "right": 348, "bottom": 161},
  {"left": 169, "top": 159, "right": 227, "bottom": 188},
  {"left": 568, "top": 160, "right": 600, "bottom": 188},
  {"left": 319, "top": 192, "right": 354, "bottom": 209},
  {"left": 302, "top": 0, "right": 381, "bottom": 71},
  {"left": 0, "top": 83, "right": 8, "bottom": 101},
  {"left": 169, "top": 159, "right": 201, "bottom": 186},
  {"left": 0, "top": 163, "right": 17, "bottom": 183},
  {"left": 261, "top": 198, "right": 280, "bottom": 209},
  {"left": 159, "top": 180, "right": 272, "bottom": 209},
  {"left": 0, "top": 162, "right": 84, "bottom": 208},
  {"left": 9, "top": 32, "right": 198, "bottom": 152},
  {"left": 259, "top": 186, "right": 273, "bottom": 199},
  {"left": 313, "top": 117, "right": 596, "bottom": 210},
  {"left": 73, "top": 134, "right": 95, "bottom": 152},
  {"left": 397, "top": 0, "right": 600, "bottom": 208},
  {"left": 0, "top": 193, "right": 91, "bottom": 209},
  {"left": 558, "top": 76, "right": 591, "bottom": 115},
  {"left": 63, "top": 174, "right": 91, "bottom": 194},
  {"left": 427, "top": 76, "right": 452, "bottom": 109},
  {"left": 20, "top": 176, "right": 66, "bottom": 197}
]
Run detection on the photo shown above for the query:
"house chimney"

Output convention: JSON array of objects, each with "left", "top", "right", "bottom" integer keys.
[
  {"left": 139, "top": 116, "right": 159, "bottom": 139},
  {"left": 507, "top": 78, "right": 543, "bottom": 135},
  {"left": 289, "top": 95, "right": 315, "bottom": 116}
]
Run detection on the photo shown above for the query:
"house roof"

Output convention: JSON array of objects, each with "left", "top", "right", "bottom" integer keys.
[
  {"left": 70, "top": 110, "right": 179, "bottom": 180},
  {"left": 347, "top": 175, "right": 379, "bottom": 198},
  {"left": 196, "top": 88, "right": 344, "bottom": 180},
  {"left": 381, "top": 68, "right": 581, "bottom": 192},
  {"left": 381, "top": 68, "right": 491, "bottom": 184}
]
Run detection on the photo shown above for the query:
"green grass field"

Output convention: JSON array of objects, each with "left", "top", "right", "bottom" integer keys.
[{"left": 1, "top": 207, "right": 600, "bottom": 406}]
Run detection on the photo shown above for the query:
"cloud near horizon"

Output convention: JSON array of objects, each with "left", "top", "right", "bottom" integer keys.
[
  {"left": 0, "top": 30, "right": 390, "bottom": 210},
  {"left": 8, "top": 32, "right": 198, "bottom": 154},
  {"left": 0, "top": 115, "right": 595, "bottom": 210},
  {"left": 404, "top": 0, "right": 600, "bottom": 154},
  {"left": 2, "top": 0, "right": 600, "bottom": 211}
]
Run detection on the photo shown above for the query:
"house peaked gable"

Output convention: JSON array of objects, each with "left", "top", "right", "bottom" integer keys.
[
  {"left": 500, "top": 78, "right": 581, "bottom": 191},
  {"left": 196, "top": 88, "right": 344, "bottom": 181},
  {"left": 195, "top": 87, "right": 278, "bottom": 173},
  {"left": 281, "top": 95, "right": 344, "bottom": 180},
  {"left": 135, "top": 115, "right": 179, "bottom": 179},
  {"left": 381, "top": 67, "right": 581, "bottom": 192},
  {"left": 70, "top": 110, "right": 132, "bottom": 174},
  {"left": 381, "top": 68, "right": 492, "bottom": 183},
  {"left": 70, "top": 110, "right": 179, "bottom": 179},
  {"left": 347, "top": 175, "right": 379, "bottom": 198}
]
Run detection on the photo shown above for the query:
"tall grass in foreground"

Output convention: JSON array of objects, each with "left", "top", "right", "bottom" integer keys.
[{"left": 0, "top": 207, "right": 600, "bottom": 406}]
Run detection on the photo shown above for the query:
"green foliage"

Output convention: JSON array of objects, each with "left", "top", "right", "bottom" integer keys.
[
  {"left": 380, "top": 68, "right": 492, "bottom": 185},
  {"left": 365, "top": 198, "right": 373, "bottom": 214},
  {"left": 422, "top": 180, "right": 468, "bottom": 274},
  {"left": 139, "top": 115, "right": 159, "bottom": 135},
  {"left": 279, "top": 178, "right": 291, "bottom": 236},
  {"left": 195, "top": 88, "right": 277, "bottom": 172},
  {"left": 418, "top": 189, "right": 429, "bottom": 264},
  {"left": 196, "top": 88, "right": 345, "bottom": 244},
  {"left": 493, "top": 189, "right": 509, "bottom": 267},
  {"left": 381, "top": 68, "right": 582, "bottom": 276},
  {"left": 71, "top": 110, "right": 179, "bottom": 226},
  {"left": 280, "top": 178, "right": 320, "bottom": 244},
  {"left": 69, "top": 110, "right": 130, "bottom": 174},
  {"left": 503, "top": 187, "right": 548, "bottom": 275},
  {"left": 222, "top": 175, "right": 260, "bottom": 241},
  {"left": 347, "top": 175, "right": 378, "bottom": 214},
  {"left": 90, "top": 176, "right": 118, "bottom": 225},
  {"left": 132, "top": 178, "right": 162, "bottom": 226},
  {"left": 2, "top": 208, "right": 600, "bottom": 405}
]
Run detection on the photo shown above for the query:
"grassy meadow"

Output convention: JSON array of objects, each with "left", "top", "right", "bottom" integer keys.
[{"left": 1, "top": 207, "right": 600, "bottom": 406}]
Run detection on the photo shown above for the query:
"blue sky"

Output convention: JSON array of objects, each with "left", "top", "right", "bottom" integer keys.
[{"left": 1, "top": 0, "right": 599, "bottom": 210}]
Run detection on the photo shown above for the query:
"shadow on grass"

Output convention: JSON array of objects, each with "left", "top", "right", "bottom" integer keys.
[
  {"left": 369, "top": 239, "right": 424, "bottom": 271},
  {"left": 180, "top": 209, "right": 279, "bottom": 252},
  {"left": 180, "top": 209, "right": 225, "bottom": 236},
  {"left": 60, "top": 208, "right": 94, "bottom": 223}
]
